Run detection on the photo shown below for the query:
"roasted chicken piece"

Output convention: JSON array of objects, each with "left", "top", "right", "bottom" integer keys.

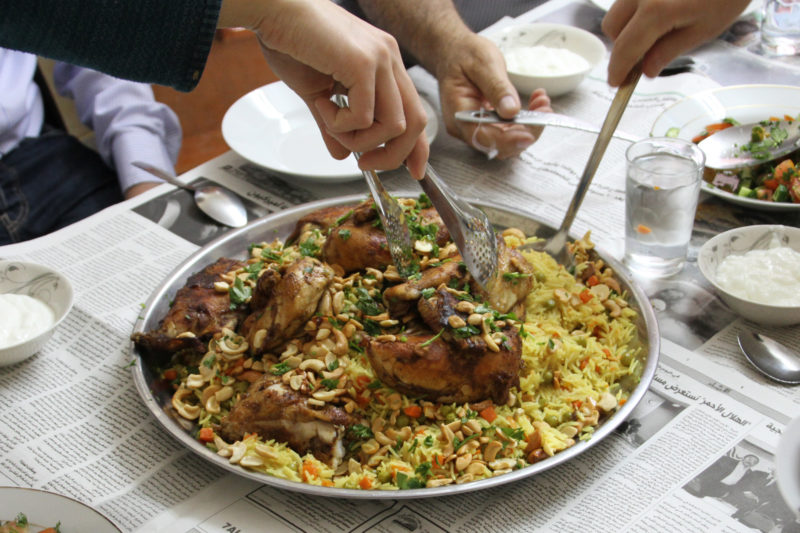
[
  {"left": 366, "top": 331, "right": 521, "bottom": 404},
  {"left": 470, "top": 236, "right": 535, "bottom": 315},
  {"left": 216, "top": 374, "right": 354, "bottom": 466},
  {"left": 132, "top": 257, "right": 246, "bottom": 359},
  {"left": 289, "top": 199, "right": 451, "bottom": 274},
  {"left": 241, "top": 256, "right": 334, "bottom": 355},
  {"left": 382, "top": 259, "right": 464, "bottom": 316}
]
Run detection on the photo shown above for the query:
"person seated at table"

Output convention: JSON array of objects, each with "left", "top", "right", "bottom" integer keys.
[
  {"left": 0, "top": 49, "right": 181, "bottom": 246},
  {"left": 339, "top": 0, "right": 553, "bottom": 160},
  {"left": 602, "top": 0, "right": 752, "bottom": 86}
]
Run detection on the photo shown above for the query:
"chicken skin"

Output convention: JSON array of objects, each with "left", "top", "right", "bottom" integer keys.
[
  {"left": 366, "top": 331, "right": 521, "bottom": 404},
  {"left": 241, "top": 256, "right": 334, "bottom": 355},
  {"left": 471, "top": 236, "right": 535, "bottom": 315},
  {"left": 217, "top": 374, "right": 354, "bottom": 466},
  {"left": 132, "top": 257, "right": 246, "bottom": 359}
]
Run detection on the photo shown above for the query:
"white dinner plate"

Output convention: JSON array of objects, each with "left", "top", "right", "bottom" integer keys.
[
  {"left": 650, "top": 84, "right": 800, "bottom": 212},
  {"left": 588, "top": 0, "right": 761, "bottom": 16},
  {"left": 777, "top": 416, "right": 800, "bottom": 519},
  {"left": 222, "top": 82, "right": 439, "bottom": 183},
  {"left": 0, "top": 487, "right": 121, "bottom": 532}
]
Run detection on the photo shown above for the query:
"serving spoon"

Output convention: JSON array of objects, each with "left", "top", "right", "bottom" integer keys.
[
  {"left": 738, "top": 330, "right": 800, "bottom": 385},
  {"left": 133, "top": 162, "right": 248, "bottom": 228},
  {"left": 697, "top": 119, "right": 800, "bottom": 170}
]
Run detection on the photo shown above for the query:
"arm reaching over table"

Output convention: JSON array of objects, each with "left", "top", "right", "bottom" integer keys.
[
  {"left": 602, "top": 0, "right": 751, "bottom": 86},
  {"left": 356, "top": 0, "right": 552, "bottom": 160},
  {"left": 0, "top": 0, "right": 430, "bottom": 179}
]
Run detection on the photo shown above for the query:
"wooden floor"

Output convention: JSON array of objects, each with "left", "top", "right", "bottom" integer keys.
[{"left": 152, "top": 30, "right": 279, "bottom": 174}]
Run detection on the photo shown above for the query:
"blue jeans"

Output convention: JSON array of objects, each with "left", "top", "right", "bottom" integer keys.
[{"left": 0, "top": 129, "right": 123, "bottom": 245}]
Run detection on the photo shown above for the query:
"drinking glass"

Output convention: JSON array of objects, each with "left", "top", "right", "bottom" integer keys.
[
  {"left": 761, "top": 0, "right": 800, "bottom": 56},
  {"left": 624, "top": 137, "right": 705, "bottom": 278}
]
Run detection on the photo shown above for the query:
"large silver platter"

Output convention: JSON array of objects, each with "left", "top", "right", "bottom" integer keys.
[{"left": 131, "top": 194, "right": 660, "bottom": 499}]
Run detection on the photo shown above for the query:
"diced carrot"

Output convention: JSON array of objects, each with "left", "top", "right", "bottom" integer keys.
[
  {"left": 770, "top": 116, "right": 782, "bottom": 122},
  {"left": 198, "top": 427, "right": 215, "bottom": 443},
  {"left": 706, "top": 122, "right": 734, "bottom": 133},
  {"left": 602, "top": 348, "right": 612, "bottom": 358},
  {"left": 40, "top": 529, "right": 58, "bottom": 533},
  {"left": 359, "top": 476, "right": 373, "bottom": 489},
  {"left": 785, "top": 115, "right": 794, "bottom": 122},
  {"left": 302, "top": 460, "right": 319, "bottom": 481},
  {"left": 238, "top": 370, "right": 264, "bottom": 383},
  {"left": 321, "top": 480, "right": 335, "bottom": 487},
  {"left": 774, "top": 159, "right": 795, "bottom": 182},
  {"left": 356, "top": 393, "right": 370, "bottom": 408},
  {"left": 572, "top": 400, "right": 583, "bottom": 410},
  {"left": 403, "top": 405, "right": 423, "bottom": 418},
  {"left": 580, "top": 358, "right": 589, "bottom": 370},
  {"left": 579, "top": 289, "right": 592, "bottom": 304},
  {"left": 479, "top": 405, "right": 497, "bottom": 423},
  {"left": 586, "top": 275, "right": 599, "bottom": 287},
  {"left": 163, "top": 369, "right": 178, "bottom": 381},
  {"left": 618, "top": 398, "right": 627, "bottom": 406},
  {"left": 354, "top": 375, "right": 372, "bottom": 391},
  {"left": 636, "top": 224, "right": 652, "bottom": 234}
]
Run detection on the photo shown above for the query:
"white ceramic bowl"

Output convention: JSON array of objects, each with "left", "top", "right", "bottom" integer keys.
[
  {"left": 489, "top": 22, "right": 606, "bottom": 97},
  {"left": 697, "top": 225, "right": 800, "bottom": 327},
  {"left": 0, "top": 260, "right": 73, "bottom": 366}
]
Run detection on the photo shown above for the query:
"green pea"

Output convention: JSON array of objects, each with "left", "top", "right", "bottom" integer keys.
[
  {"left": 621, "top": 353, "right": 633, "bottom": 366},
  {"left": 542, "top": 370, "right": 553, "bottom": 384},
  {"left": 396, "top": 414, "right": 410, "bottom": 428},
  {"left": 544, "top": 414, "right": 559, "bottom": 427}
]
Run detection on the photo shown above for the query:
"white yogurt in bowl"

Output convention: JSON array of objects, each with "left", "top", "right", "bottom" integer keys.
[
  {"left": 504, "top": 45, "right": 591, "bottom": 77},
  {"left": 716, "top": 237, "right": 800, "bottom": 307},
  {"left": 0, "top": 293, "right": 56, "bottom": 348},
  {"left": 698, "top": 225, "right": 800, "bottom": 326}
]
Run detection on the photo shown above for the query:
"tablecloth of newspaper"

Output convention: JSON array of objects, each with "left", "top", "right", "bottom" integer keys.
[{"left": 2, "top": 0, "right": 799, "bottom": 531}]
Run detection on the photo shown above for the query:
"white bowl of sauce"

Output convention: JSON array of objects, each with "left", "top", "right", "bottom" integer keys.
[
  {"left": 489, "top": 22, "right": 606, "bottom": 97},
  {"left": 0, "top": 261, "right": 73, "bottom": 366},
  {"left": 698, "top": 225, "right": 800, "bottom": 326}
]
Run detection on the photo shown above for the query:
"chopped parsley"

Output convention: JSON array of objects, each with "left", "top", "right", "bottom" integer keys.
[
  {"left": 355, "top": 287, "right": 383, "bottom": 316},
  {"left": 270, "top": 362, "right": 291, "bottom": 375},
  {"left": 228, "top": 277, "right": 252, "bottom": 308},
  {"left": 420, "top": 287, "right": 436, "bottom": 299},
  {"left": 335, "top": 209, "right": 354, "bottom": 226},
  {"left": 424, "top": 435, "right": 434, "bottom": 447},
  {"left": 396, "top": 472, "right": 426, "bottom": 489},
  {"left": 419, "top": 328, "right": 444, "bottom": 347},
  {"left": 327, "top": 359, "right": 340, "bottom": 371},
  {"left": 299, "top": 238, "right": 320, "bottom": 257},
  {"left": 321, "top": 378, "right": 339, "bottom": 390},
  {"left": 500, "top": 426, "right": 525, "bottom": 441},
  {"left": 349, "top": 424, "right": 373, "bottom": 439},
  {"left": 338, "top": 228, "right": 352, "bottom": 241}
]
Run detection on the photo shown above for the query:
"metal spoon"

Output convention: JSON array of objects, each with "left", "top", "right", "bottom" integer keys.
[
  {"left": 132, "top": 162, "right": 248, "bottom": 228},
  {"left": 526, "top": 64, "right": 642, "bottom": 265},
  {"left": 738, "top": 330, "right": 800, "bottom": 385},
  {"left": 698, "top": 119, "right": 800, "bottom": 170}
]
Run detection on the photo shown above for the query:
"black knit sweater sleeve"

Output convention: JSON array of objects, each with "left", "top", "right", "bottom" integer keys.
[{"left": 0, "top": 0, "right": 222, "bottom": 91}]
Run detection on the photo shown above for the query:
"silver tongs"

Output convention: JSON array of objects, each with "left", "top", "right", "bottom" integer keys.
[
  {"left": 333, "top": 94, "right": 415, "bottom": 278},
  {"left": 417, "top": 164, "right": 497, "bottom": 288}
]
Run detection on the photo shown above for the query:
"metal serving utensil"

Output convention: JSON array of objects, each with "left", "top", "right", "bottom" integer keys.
[
  {"left": 526, "top": 65, "right": 642, "bottom": 265},
  {"left": 417, "top": 164, "right": 498, "bottom": 288},
  {"left": 132, "top": 161, "right": 248, "bottom": 228},
  {"left": 332, "top": 94, "right": 415, "bottom": 278},
  {"left": 455, "top": 109, "right": 639, "bottom": 143},
  {"left": 698, "top": 119, "right": 800, "bottom": 170}
]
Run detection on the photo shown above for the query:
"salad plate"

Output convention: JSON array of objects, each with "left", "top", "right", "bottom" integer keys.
[
  {"left": 650, "top": 84, "right": 800, "bottom": 211},
  {"left": 222, "top": 82, "right": 439, "bottom": 183},
  {"left": 0, "top": 487, "right": 121, "bottom": 532}
]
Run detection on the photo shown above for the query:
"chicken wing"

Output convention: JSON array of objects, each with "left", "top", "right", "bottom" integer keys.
[
  {"left": 216, "top": 374, "right": 354, "bottom": 466},
  {"left": 132, "top": 257, "right": 246, "bottom": 359},
  {"left": 241, "top": 256, "right": 334, "bottom": 355},
  {"left": 470, "top": 236, "right": 535, "bottom": 315}
]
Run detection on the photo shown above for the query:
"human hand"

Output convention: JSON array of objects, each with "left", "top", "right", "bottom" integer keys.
[
  {"left": 602, "top": 0, "right": 751, "bottom": 86},
  {"left": 435, "top": 33, "right": 552, "bottom": 160},
  {"left": 218, "top": 0, "right": 429, "bottom": 179},
  {"left": 124, "top": 181, "right": 162, "bottom": 200}
]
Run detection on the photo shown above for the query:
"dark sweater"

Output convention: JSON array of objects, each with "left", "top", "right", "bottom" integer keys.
[{"left": 0, "top": 0, "right": 222, "bottom": 91}]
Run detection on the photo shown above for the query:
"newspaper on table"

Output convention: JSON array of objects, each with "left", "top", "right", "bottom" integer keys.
[{"left": 1, "top": 0, "right": 799, "bottom": 531}]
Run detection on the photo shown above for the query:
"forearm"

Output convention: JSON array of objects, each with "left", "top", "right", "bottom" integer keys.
[
  {"left": 356, "top": 0, "right": 473, "bottom": 75},
  {"left": 0, "top": 0, "right": 221, "bottom": 91}
]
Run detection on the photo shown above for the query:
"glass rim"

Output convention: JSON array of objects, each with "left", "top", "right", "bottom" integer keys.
[{"left": 625, "top": 136, "right": 706, "bottom": 171}]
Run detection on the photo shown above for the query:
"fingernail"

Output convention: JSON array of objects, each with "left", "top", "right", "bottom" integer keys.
[
  {"left": 498, "top": 95, "right": 517, "bottom": 116},
  {"left": 517, "top": 141, "right": 533, "bottom": 152}
]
